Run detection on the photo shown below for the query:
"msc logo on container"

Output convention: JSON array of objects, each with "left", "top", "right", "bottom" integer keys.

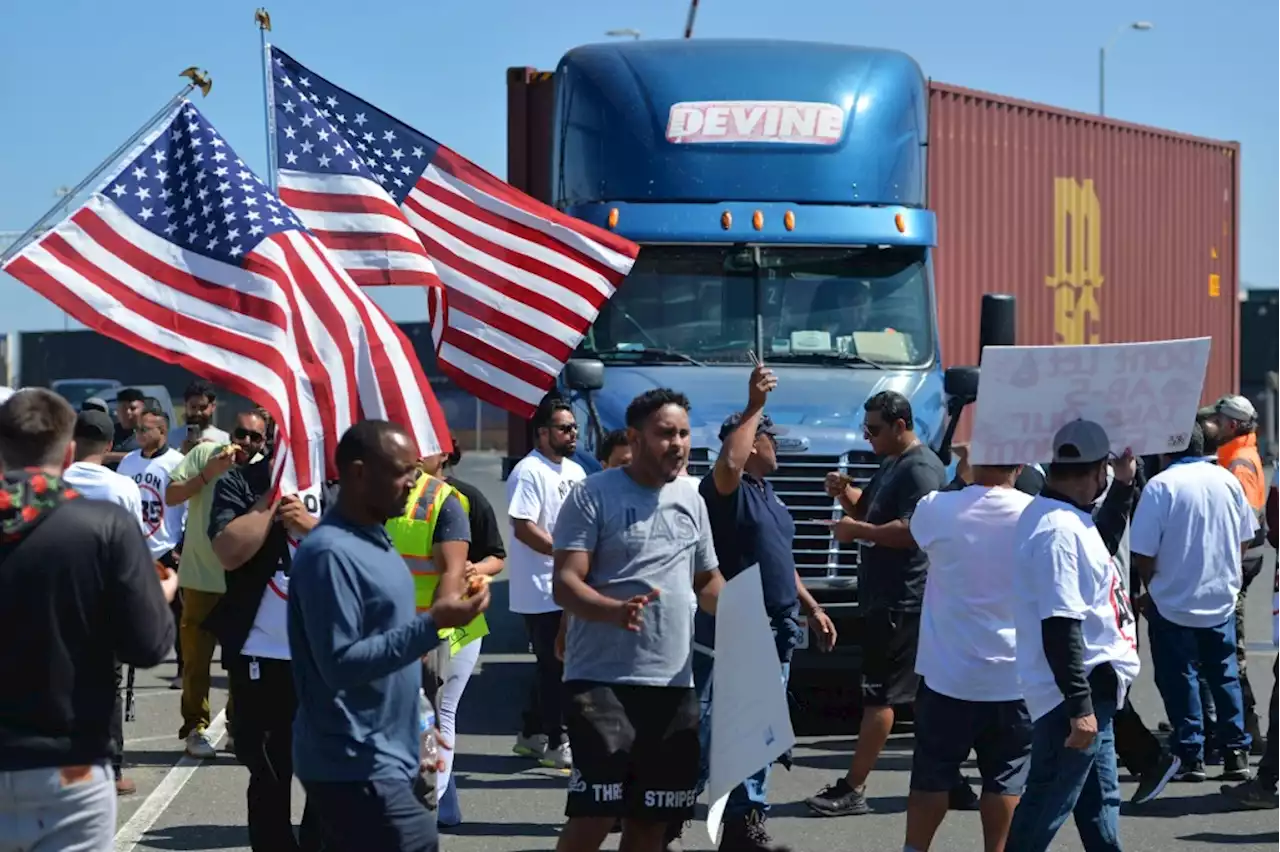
[{"left": 1045, "top": 177, "right": 1103, "bottom": 346}]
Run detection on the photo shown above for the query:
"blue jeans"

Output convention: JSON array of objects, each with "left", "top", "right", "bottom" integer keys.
[
  {"left": 0, "top": 763, "right": 116, "bottom": 852},
  {"left": 1006, "top": 698, "right": 1122, "bottom": 852},
  {"left": 692, "top": 650, "right": 790, "bottom": 818},
  {"left": 1146, "top": 605, "right": 1250, "bottom": 760}
]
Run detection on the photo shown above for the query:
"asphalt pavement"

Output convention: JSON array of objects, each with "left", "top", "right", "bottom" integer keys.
[{"left": 112, "top": 452, "right": 1280, "bottom": 852}]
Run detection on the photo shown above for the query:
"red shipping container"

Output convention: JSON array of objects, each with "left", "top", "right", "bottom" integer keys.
[
  {"left": 928, "top": 82, "right": 1240, "bottom": 415},
  {"left": 504, "top": 69, "right": 1241, "bottom": 447}
]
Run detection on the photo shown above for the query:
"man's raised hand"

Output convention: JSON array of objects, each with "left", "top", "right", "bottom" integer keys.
[
  {"left": 747, "top": 363, "right": 777, "bottom": 411},
  {"left": 616, "top": 589, "right": 660, "bottom": 632}
]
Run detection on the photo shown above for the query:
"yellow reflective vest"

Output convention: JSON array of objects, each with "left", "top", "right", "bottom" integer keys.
[{"left": 386, "top": 474, "right": 488, "bottom": 654}]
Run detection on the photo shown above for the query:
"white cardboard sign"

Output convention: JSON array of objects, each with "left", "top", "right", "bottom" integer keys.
[
  {"left": 969, "top": 338, "right": 1211, "bottom": 465},
  {"left": 706, "top": 565, "right": 796, "bottom": 843}
]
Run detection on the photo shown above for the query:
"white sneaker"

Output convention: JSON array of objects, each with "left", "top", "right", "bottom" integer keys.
[
  {"left": 540, "top": 741, "right": 572, "bottom": 770},
  {"left": 512, "top": 733, "right": 548, "bottom": 759},
  {"left": 185, "top": 731, "right": 217, "bottom": 760}
]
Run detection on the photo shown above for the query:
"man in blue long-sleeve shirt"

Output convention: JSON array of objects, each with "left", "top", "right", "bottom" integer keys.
[{"left": 289, "top": 421, "right": 491, "bottom": 852}]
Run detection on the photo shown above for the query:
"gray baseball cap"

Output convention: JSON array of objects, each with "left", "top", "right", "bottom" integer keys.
[
  {"left": 1051, "top": 419, "right": 1111, "bottom": 464},
  {"left": 718, "top": 411, "right": 788, "bottom": 443},
  {"left": 74, "top": 410, "right": 115, "bottom": 443},
  {"left": 1213, "top": 394, "right": 1257, "bottom": 424},
  {"left": 81, "top": 397, "right": 109, "bottom": 413}
]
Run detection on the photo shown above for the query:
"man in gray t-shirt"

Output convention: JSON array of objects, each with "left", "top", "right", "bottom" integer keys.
[{"left": 551, "top": 388, "right": 722, "bottom": 852}]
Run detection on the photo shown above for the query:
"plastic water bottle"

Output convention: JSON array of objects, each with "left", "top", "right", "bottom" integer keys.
[{"left": 418, "top": 689, "right": 439, "bottom": 809}]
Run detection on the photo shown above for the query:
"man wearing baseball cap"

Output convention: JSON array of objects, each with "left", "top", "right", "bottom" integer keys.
[
  {"left": 690, "top": 365, "right": 835, "bottom": 851},
  {"left": 1006, "top": 419, "right": 1141, "bottom": 851},
  {"left": 1207, "top": 394, "right": 1269, "bottom": 751}
]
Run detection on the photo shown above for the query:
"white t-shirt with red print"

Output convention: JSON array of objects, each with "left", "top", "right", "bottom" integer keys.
[{"left": 1013, "top": 495, "right": 1141, "bottom": 722}]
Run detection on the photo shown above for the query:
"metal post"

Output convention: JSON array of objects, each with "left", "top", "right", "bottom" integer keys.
[
  {"left": 256, "top": 9, "right": 279, "bottom": 193},
  {"left": 684, "top": 0, "right": 700, "bottom": 38},
  {"left": 752, "top": 247, "right": 765, "bottom": 363},
  {"left": 475, "top": 395, "right": 483, "bottom": 452},
  {"left": 1098, "top": 46, "right": 1106, "bottom": 116}
]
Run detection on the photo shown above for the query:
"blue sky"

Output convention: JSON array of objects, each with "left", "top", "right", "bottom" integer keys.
[{"left": 1, "top": 0, "right": 1275, "bottom": 332}]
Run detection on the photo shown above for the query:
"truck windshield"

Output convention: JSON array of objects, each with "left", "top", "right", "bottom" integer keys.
[{"left": 580, "top": 245, "right": 933, "bottom": 366}]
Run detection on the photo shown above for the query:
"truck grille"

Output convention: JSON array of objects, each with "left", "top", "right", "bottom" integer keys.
[{"left": 686, "top": 450, "right": 880, "bottom": 580}]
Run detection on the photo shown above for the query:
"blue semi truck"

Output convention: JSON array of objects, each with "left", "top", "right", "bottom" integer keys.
[{"left": 504, "top": 39, "right": 1012, "bottom": 686}]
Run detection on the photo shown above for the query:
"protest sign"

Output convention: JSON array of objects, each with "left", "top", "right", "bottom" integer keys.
[
  {"left": 706, "top": 565, "right": 795, "bottom": 843},
  {"left": 969, "top": 338, "right": 1211, "bottom": 465}
]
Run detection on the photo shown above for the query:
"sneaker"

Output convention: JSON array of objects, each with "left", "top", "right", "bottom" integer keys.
[
  {"left": 718, "top": 811, "right": 792, "bottom": 852},
  {"left": 1173, "top": 759, "right": 1207, "bottom": 782},
  {"left": 1205, "top": 747, "right": 1223, "bottom": 766},
  {"left": 1131, "top": 753, "right": 1181, "bottom": 804},
  {"left": 1221, "top": 749, "right": 1252, "bottom": 782},
  {"left": 1220, "top": 777, "right": 1279, "bottom": 810},
  {"left": 665, "top": 820, "right": 686, "bottom": 852},
  {"left": 949, "top": 780, "right": 979, "bottom": 811},
  {"left": 512, "top": 733, "right": 548, "bottom": 760},
  {"left": 169, "top": 676, "right": 183, "bottom": 690},
  {"left": 804, "top": 777, "right": 869, "bottom": 817},
  {"left": 540, "top": 741, "right": 572, "bottom": 770},
  {"left": 184, "top": 730, "right": 217, "bottom": 760},
  {"left": 115, "top": 776, "right": 137, "bottom": 796}
]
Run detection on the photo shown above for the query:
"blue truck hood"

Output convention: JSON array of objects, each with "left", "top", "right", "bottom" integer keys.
[{"left": 586, "top": 365, "right": 945, "bottom": 455}]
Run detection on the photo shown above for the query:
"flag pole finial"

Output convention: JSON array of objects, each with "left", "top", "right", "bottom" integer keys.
[
  {"left": 179, "top": 67, "right": 213, "bottom": 97},
  {"left": 255, "top": 8, "right": 272, "bottom": 31}
]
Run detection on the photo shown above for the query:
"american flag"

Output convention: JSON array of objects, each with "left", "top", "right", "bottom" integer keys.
[
  {"left": 2, "top": 101, "right": 449, "bottom": 493},
  {"left": 269, "top": 47, "right": 640, "bottom": 417}
]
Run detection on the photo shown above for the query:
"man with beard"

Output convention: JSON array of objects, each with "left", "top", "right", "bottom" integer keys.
[
  {"left": 204, "top": 410, "right": 323, "bottom": 852},
  {"left": 180, "top": 380, "right": 230, "bottom": 451},
  {"left": 807, "top": 391, "right": 947, "bottom": 818},
  {"left": 552, "top": 389, "right": 723, "bottom": 852},
  {"left": 506, "top": 397, "right": 587, "bottom": 769},
  {"left": 691, "top": 365, "right": 835, "bottom": 851},
  {"left": 290, "top": 421, "right": 491, "bottom": 852}
]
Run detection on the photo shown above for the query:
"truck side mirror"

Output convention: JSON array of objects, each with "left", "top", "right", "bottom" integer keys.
[
  {"left": 979, "top": 293, "right": 1017, "bottom": 357},
  {"left": 565, "top": 358, "right": 605, "bottom": 391},
  {"left": 944, "top": 365, "right": 980, "bottom": 405}
]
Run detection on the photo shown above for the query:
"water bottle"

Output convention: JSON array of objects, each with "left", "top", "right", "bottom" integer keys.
[{"left": 418, "top": 689, "right": 439, "bottom": 809}]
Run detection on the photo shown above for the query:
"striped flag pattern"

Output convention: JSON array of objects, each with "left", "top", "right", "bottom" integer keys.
[
  {"left": 269, "top": 47, "right": 640, "bottom": 417},
  {"left": 1, "top": 101, "right": 449, "bottom": 494}
]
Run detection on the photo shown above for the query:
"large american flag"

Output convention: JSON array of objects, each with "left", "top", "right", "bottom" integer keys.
[
  {"left": 2, "top": 101, "right": 448, "bottom": 493},
  {"left": 269, "top": 47, "right": 640, "bottom": 417}
]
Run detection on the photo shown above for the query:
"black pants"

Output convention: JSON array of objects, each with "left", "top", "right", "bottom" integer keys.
[
  {"left": 1114, "top": 697, "right": 1163, "bottom": 777},
  {"left": 305, "top": 780, "right": 438, "bottom": 852},
  {"left": 1236, "top": 549, "right": 1265, "bottom": 725},
  {"left": 521, "top": 612, "right": 564, "bottom": 746},
  {"left": 1259, "top": 659, "right": 1278, "bottom": 785},
  {"left": 228, "top": 655, "right": 320, "bottom": 852},
  {"left": 111, "top": 661, "right": 125, "bottom": 779}
]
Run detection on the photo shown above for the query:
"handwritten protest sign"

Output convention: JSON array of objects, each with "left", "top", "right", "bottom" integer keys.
[
  {"left": 707, "top": 565, "right": 795, "bottom": 843},
  {"left": 969, "top": 338, "right": 1211, "bottom": 465}
]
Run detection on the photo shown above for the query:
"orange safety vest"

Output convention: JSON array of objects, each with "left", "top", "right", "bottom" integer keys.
[
  {"left": 1218, "top": 432, "right": 1267, "bottom": 547},
  {"left": 385, "top": 474, "right": 488, "bottom": 653}
]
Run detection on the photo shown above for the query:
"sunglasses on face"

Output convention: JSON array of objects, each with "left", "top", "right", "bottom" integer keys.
[
  {"left": 550, "top": 423, "right": 579, "bottom": 435},
  {"left": 863, "top": 422, "right": 885, "bottom": 438},
  {"left": 233, "top": 427, "right": 265, "bottom": 443}
]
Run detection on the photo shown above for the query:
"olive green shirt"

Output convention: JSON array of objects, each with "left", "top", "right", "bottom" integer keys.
[{"left": 169, "top": 441, "right": 227, "bottom": 594}]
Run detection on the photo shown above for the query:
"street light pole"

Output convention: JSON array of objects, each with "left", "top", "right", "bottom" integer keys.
[{"left": 1099, "top": 21, "right": 1154, "bottom": 116}]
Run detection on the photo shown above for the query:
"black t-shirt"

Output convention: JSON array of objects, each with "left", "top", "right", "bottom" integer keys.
[
  {"left": 0, "top": 498, "right": 174, "bottom": 770},
  {"left": 446, "top": 476, "right": 506, "bottom": 565},
  {"left": 858, "top": 443, "right": 947, "bottom": 613},
  {"left": 202, "top": 460, "right": 291, "bottom": 661}
]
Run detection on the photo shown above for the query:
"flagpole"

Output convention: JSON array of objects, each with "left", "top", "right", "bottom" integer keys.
[
  {"left": 255, "top": 8, "right": 279, "bottom": 193},
  {"left": 0, "top": 71, "right": 210, "bottom": 267}
]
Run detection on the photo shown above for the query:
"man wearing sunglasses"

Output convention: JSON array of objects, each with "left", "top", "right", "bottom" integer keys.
[
  {"left": 204, "top": 409, "right": 324, "bottom": 851},
  {"left": 507, "top": 397, "right": 587, "bottom": 770},
  {"left": 807, "top": 391, "right": 947, "bottom": 819},
  {"left": 165, "top": 410, "right": 255, "bottom": 760}
]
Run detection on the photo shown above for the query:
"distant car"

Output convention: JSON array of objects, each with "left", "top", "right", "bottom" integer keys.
[
  {"left": 51, "top": 378, "right": 122, "bottom": 411},
  {"left": 95, "top": 384, "right": 184, "bottom": 451}
]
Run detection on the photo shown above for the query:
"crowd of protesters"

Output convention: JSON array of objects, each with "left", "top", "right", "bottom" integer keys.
[{"left": 0, "top": 374, "right": 1273, "bottom": 852}]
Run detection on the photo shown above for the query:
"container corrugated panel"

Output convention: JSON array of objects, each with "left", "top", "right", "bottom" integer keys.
[
  {"left": 504, "top": 68, "right": 558, "bottom": 454},
  {"left": 929, "top": 82, "right": 1241, "bottom": 428}
]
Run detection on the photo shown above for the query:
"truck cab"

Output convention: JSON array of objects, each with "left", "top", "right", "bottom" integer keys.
[{"left": 506, "top": 39, "right": 998, "bottom": 683}]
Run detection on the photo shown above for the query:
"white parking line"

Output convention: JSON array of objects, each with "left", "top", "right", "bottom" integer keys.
[{"left": 113, "top": 709, "right": 227, "bottom": 852}]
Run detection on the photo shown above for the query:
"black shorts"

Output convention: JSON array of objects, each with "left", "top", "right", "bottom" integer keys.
[
  {"left": 563, "top": 681, "right": 700, "bottom": 822},
  {"left": 860, "top": 609, "right": 921, "bottom": 707},
  {"left": 910, "top": 680, "right": 1032, "bottom": 797}
]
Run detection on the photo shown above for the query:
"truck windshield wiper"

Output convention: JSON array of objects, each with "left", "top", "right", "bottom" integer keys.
[
  {"left": 764, "top": 351, "right": 885, "bottom": 370},
  {"left": 590, "top": 347, "right": 706, "bottom": 367}
]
